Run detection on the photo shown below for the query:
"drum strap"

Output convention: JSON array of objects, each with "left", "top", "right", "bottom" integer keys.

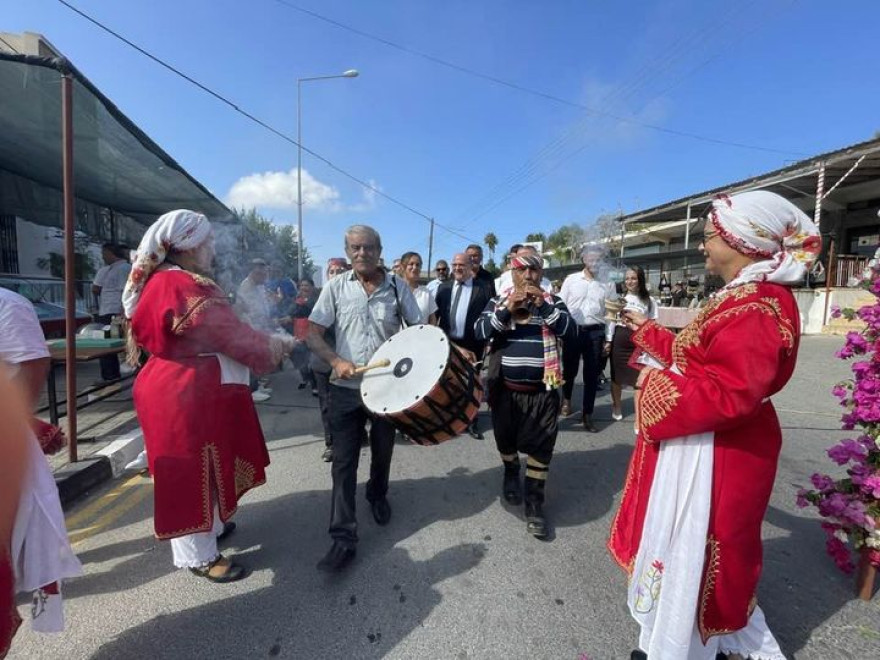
[{"left": 389, "top": 275, "right": 408, "bottom": 330}]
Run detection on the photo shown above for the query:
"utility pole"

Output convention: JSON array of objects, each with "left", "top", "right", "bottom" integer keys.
[{"left": 427, "top": 217, "right": 435, "bottom": 275}]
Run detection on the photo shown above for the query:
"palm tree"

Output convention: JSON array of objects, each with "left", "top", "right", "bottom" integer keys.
[{"left": 483, "top": 232, "right": 498, "bottom": 261}]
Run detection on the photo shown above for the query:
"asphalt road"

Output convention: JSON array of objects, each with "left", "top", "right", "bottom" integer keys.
[{"left": 8, "top": 336, "right": 880, "bottom": 659}]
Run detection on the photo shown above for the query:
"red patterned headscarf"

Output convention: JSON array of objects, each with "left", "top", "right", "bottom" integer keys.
[
  {"left": 122, "top": 210, "right": 212, "bottom": 317},
  {"left": 708, "top": 191, "right": 822, "bottom": 289}
]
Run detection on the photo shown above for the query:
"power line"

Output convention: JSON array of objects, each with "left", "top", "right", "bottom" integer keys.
[
  {"left": 55, "top": 0, "right": 482, "bottom": 245},
  {"left": 453, "top": 0, "right": 783, "bottom": 225},
  {"left": 270, "top": 0, "right": 805, "bottom": 158},
  {"left": 455, "top": 0, "right": 800, "bottom": 227}
]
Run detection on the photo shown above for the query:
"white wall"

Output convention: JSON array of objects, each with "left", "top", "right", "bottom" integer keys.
[{"left": 14, "top": 217, "right": 103, "bottom": 279}]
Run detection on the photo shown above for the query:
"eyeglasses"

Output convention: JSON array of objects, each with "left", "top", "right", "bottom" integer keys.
[{"left": 435, "top": 267, "right": 448, "bottom": 272}]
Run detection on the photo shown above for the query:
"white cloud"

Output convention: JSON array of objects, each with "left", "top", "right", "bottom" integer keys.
[
  {"left": 225, "top": 168, "right": 340, "bottom": 211},
  {"left": 225, "top": 168, "right": 381, "bottom": 215}
]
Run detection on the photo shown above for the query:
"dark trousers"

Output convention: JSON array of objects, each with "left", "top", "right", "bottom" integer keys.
[
  {"left": 314, "top": 370, "right": 333, "bottom": 446},
  {"left": 328, "top": 384, "right": 396, "bottom": 546},
  {"left": 561, "top": 325, "right": 605, "bottom": 415},
  {"left": 96, "top": 314, "right": 121, "bottom": 381},
  {"left": 491, "top": 386, "right": 559, "bottom": 465}
]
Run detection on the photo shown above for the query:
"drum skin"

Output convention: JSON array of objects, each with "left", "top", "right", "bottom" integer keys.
[{"left": 361, "top": 325, "right": 482, "bottom": 445}]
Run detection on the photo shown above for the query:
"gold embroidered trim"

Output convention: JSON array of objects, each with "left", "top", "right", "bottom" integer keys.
[
  {"left": 154, "top": 444, "right": 213, "bottom": 540},
  {"left": 698, "top": 536, "right": 735, "bottom": 640},
  {"left": 671, "top": 288, "right": 795, "bottom": 373},
  {"left": 234, "top": 457, "right": 257, "bottom": 496},
  {"left": 639, "top": 371, "right": 680, "bottom": 443},
  {"left": 631, "top": 321, "right": 671, "bottom": 369},
  {"left": 187, "top": 271, "right": 218, "bottom": 288},
  {"left": 607, "top": 438, "right": 648, "bottom": 574},
  {"left": 171, "top": 295, "right": 222, "bottom": 335}
]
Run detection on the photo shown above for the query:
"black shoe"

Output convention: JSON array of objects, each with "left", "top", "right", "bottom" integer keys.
[
  {"left": 216, "top": 521, "right": 236, "bottom": 542},
  {"left": 467, "top": 423, "right": 483, "bottom": 440},
  {"left": 317, "top": 542, "right": 356, "bottom": 573},
  {"left": 525, "top": 501, "right": 547, "bottom": 538},
  {"left": 582, "top": 414, "right": 599, "bottom": 433},
  {"left": 630, "top": 651, "right": 647, "bottom": 660},
  {"left": 369, "top": 497, "right": 392, "bottom": 526},
  {"left": 321, "top": 446, "right": 333, "bottom": 462},
  {"left": 502, "top": 468, "right": 522, "bottom": 505},
  {"left": 297, "top": 382, "right": 307, "bottom": 390}
]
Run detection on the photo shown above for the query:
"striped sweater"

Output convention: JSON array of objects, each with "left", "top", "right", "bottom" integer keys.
[{"left": 475, "top": 295, "right": 575, "bottom": 386}]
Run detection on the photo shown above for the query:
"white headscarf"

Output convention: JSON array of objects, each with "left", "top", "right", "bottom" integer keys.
[
  {"left": 122, "top": 210, "right": 212, "bottom": 317},
  {"left": 708, "top": 190, "right": 822, "bottom": 290}
]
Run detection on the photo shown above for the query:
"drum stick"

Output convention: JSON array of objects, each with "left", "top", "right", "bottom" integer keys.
[{"left": 330, "top": 358, "right": 391, "bottom": 381}]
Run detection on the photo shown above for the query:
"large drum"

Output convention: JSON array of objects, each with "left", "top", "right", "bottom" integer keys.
[{"left": 361, "top": 324, "right": 482, "bottom": 446}]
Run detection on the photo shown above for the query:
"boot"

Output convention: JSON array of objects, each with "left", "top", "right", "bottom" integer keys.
[
  {"left": 524, "top": 475, "right": 548, "bottom": 538},
  {"left": 501, "top": 458, "right": 522, "bottom": 505}
]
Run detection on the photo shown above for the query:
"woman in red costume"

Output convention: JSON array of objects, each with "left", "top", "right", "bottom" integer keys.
[
  {"left": 124, "top": 210, "right": 294, "bottom": 582},
  {"left": 608, "top": 191, "right": 822, "bottom": 660}
]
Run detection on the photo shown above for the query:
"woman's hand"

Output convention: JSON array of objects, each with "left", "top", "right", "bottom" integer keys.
[
  {"left": 603, "top": 341, "right": 612, "bottom": 356},
  {"left": 621, "top": 310, "right": 648, "bottom": 331}
]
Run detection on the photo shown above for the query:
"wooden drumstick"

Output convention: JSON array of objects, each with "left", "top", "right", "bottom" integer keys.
[{"left": 330, "top": 358, "right": 391, "bottom": 381}]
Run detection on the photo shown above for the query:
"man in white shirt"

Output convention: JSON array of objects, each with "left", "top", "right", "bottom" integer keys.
[
  {"left": 558, "top": 245, "right": 615, "bottom": 432},
  {"left": 91, "top": 244, "right": 132, "bottom": 383},
  {"left": 235, "top": 258, "right": 278, "bottom": 402}
]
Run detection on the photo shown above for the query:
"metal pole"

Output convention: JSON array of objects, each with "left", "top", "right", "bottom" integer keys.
[
  {"left": 683, "top": 202, "right": 692, "bottom": 276},
  {"left": 296, "top": 79, "right": 303, "bottom": 282},
  {"left": 427, "top": 218, "right": 434, "bottom": 274},
  {"left": 814, "top": 161, "right": 826, "bottom": 229},
  {"left": 619, "top": 222, "right": 625, "bottom": 259},
  {"left": 62, "top": 72, "right": 78, "bottom": 463}
]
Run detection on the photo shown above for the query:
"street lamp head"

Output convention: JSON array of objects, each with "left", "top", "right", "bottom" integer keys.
[{"left": 342, "top": 69, "right": 359, "bottom": 78}]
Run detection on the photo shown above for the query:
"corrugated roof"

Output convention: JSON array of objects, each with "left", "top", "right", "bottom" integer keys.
[{"left": 620, "top": 136, "right": 880, "bottom": 224}]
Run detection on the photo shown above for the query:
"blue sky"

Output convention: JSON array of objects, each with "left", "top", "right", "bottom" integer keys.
[{"left": 6, "top": 0, "right": 880, "bottom": 273}]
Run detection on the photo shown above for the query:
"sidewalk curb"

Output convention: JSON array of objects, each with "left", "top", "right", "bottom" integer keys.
[
  {"left": 96, "top": 428, "right": 145, "bottom": 478},
  {"left": 54, "top": 428, "right": 144, "bottom": 508}
]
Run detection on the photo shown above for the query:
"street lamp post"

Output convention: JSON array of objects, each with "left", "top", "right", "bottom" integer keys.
[{"left": 297, "top": 68, "right": 359, "bottom": 281}]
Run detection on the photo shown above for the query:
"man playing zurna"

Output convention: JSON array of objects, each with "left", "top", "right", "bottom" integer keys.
[{"left": 475, "top": 253, "right": 574, "bottom": 537}]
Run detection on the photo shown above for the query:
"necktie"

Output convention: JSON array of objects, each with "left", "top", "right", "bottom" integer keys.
[{"left": 449, "top": 282, "right": 463, "bottom": 336}]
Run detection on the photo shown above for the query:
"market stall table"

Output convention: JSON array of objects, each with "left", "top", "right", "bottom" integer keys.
[{"left": 41, "top": 338, "right": 132, "bottom": 427}]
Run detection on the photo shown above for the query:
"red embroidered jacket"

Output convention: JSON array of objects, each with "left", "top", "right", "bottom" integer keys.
[{"left": 608, "top": 281, "right": 800, "bottom": 641}]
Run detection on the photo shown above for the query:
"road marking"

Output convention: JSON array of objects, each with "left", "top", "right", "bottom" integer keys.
[
  {"left": 64, "top": 472, "right": 151, "bottom": 529},
  {"left": 67, "top": 481, "right": 153, "bottom": 547}
]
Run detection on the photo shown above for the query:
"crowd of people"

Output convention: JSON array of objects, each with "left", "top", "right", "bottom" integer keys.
[{"left": 0, "top": 190, "right": 824, "bottom": 659}]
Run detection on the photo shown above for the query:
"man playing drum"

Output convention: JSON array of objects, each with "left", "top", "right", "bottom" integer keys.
[
  {"left": 475, "top": 253, "right": 575, "bottom": 538},
  {"left": 308, "top": 225, "right": 422, "bottom": 572}
]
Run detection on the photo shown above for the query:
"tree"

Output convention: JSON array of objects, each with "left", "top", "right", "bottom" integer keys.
[
  {"left": 483, "top": 232, "right": 498, "bottom": 260},
  {"left": 545, "top": 224, "right": 585, "bottom": 265},
  {"left": 234, "top": 206, "right": 314, "bottom": 279},
  {"left": 525, "top": 232, "right": 546, "bottom": 243}
]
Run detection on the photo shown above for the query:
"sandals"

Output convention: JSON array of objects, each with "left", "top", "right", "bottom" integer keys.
[{"left": 189, "top": 555, "right": 246, "bottom": 583}]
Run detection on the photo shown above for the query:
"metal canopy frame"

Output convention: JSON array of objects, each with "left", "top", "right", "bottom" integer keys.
[{"left": 0, "top": 52, "right": 235, "bottom": 461}]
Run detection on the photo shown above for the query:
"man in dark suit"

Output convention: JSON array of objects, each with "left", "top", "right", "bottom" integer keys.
[
  {"left": 436, "top": 252, "right": 492, "bottom": 439},
  {"left": 465, "top": 244, "right": 496, "bottom": 298}
]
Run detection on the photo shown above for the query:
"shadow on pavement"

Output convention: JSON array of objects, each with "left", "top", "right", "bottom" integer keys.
[
  {"left": 85, "top": 442, "right": 632, "bottom": 658},
  {"left": 760, "top": 505, "right": 871, "bottom": 657}
]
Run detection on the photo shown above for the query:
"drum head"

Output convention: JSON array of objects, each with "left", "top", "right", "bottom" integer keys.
[{"left": 361, "top": 325, "right": 450, "bottom": 414}]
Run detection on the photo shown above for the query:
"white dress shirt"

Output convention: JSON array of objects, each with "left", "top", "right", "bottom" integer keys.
[
  {"left": 448, "top": 278, "right": 474, "bottom": 339},
  {"left": 559, "top": 270, "right": 616, "bottom": 327},
  {"left": 93, "top": 260, "right": 132, "bottom": 316}
]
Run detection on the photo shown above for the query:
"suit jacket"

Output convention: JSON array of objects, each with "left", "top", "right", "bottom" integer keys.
[{"left": 436, "top": 278, "right": 492, "bottom": 356}]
